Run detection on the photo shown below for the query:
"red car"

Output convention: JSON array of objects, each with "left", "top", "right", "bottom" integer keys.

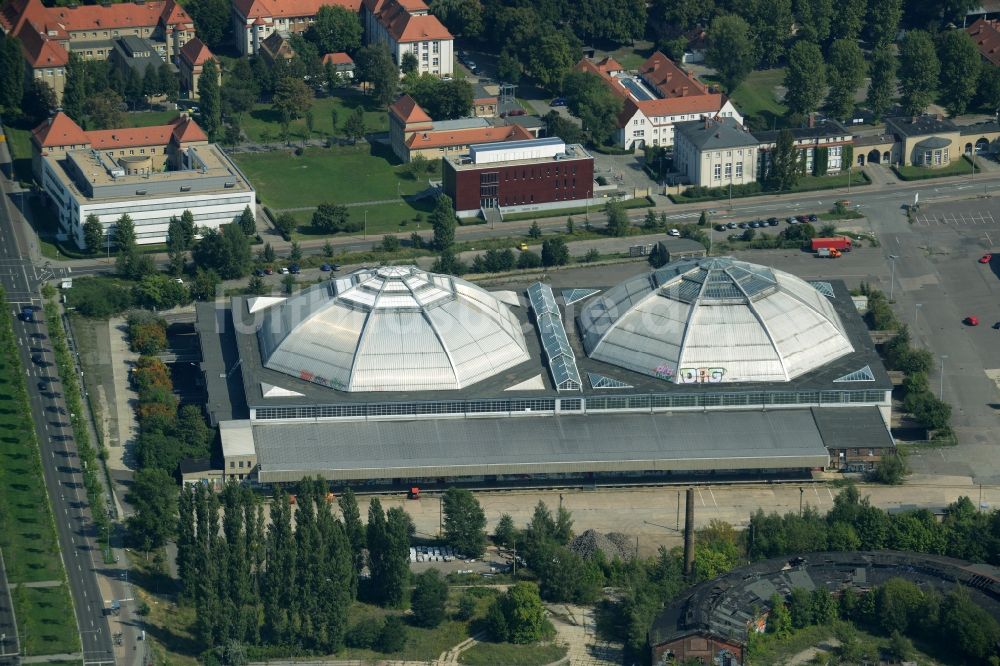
[
  {"left": 965, "top": 316, "right": 980, "bottom": 326},
  {"left": 980, "top": 254, "right": 992, "bottom": 264}
]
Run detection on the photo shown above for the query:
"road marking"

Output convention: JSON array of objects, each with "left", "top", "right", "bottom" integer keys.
[
  {"left": 696, "top": 487, "right": 707, "bottom": 507},
  {"left": 827, "top": 487, "right": 835, "bottom": 501},
  {"left": 708, "top": 487, "right": 718, "bottom": 508}
]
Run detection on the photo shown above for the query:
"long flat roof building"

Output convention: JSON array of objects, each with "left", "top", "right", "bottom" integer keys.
[
  {"left": 197, "top": 259, "right": 895, "bottom": 486},
  {"left": 32, "top": 112, "right": 255, "bottom": 247}
]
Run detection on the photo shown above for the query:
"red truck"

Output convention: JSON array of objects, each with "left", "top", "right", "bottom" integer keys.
[{"left": 811, "top": 236, "right": 853, "bottom": 252}]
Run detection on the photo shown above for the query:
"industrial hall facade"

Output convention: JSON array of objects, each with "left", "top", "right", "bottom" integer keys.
[{"left": 195, "top": 257, "right": 895, "bottom": 487}]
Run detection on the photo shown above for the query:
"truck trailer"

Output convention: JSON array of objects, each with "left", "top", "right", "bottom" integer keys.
[{"left": 811, "top": 236, "right": 853, "bottom": 252}]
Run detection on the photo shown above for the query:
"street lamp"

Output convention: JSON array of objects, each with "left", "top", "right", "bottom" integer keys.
[
  {"left": 940, "top": 355, "right": 949, "bottom": 399},
  {"left": 888, "top": 254, "right": 899, "bottom": 301},
  {"left": 915, "top": 302, "right": 922, "bottom": 324}
]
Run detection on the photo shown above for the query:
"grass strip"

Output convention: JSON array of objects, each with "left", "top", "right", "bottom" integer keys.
[{"left": 43, "top": 296, "right": 111, "bottom": 559}]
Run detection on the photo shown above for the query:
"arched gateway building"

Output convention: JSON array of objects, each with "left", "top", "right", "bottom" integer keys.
[{"left": 194, "top": 259, "right": 895, "bottom": 487}]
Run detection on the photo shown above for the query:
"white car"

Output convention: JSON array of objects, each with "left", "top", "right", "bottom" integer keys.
[{"left": 668, "top": 228, "right": 681, "bottom": 237}]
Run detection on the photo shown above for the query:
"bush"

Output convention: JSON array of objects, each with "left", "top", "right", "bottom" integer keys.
[
  {"left": 456, "top": 592, "right": 478, "bottom": 620},
  {"left": 381, "top": 235, "right": 400, "bottom": 252},
  {"left": 377, "top": 616, "right": 406, "bottom": 653},
  {"left": 517, "top": 250, "right": 542, "bottom": 269},
  {"left": 66, "top": 277, "right": 135, "bottom": 318},
  {"left": 346, "top": 618, "right": 383, "bottom": 649},
  {"left": 127, "top": 312, "right": 167, "bottom": 355},
  {"left": 411, "top": 570, "right": 448, "bottom": 628}
]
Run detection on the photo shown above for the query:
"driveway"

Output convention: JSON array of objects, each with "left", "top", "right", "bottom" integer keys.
[{"left": 546, "top": 603, "right": 622, "bottom": 666}]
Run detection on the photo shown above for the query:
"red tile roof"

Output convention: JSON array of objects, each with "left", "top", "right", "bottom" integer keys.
[
  {"left": 32, "top": 112, "right": 87, "bottom": 148},
  {"left": 233, "top": 0, "right": 361, "bottom": 21},
  {"left": 638, "top": 51, "right": 706, "bottom": 97},
  {"left": 405, "top": 124, "right": 531, "bottom": 149},
  {"left": 17, "top": 21, "right": 69, "bottom": 67},
  {"left": 180, "top": 37, "right": 213, "bottom": 67},
  {"left": 616, "top": 94, "right": 729, "bottom": 127},
  {"left": 389, "top": 95, "right": 433, "bottom": 125},
  {"left": 387, "top": 13, "right": 450, "bottom": 42},
  {"left": 0, "top": 0, "right": 47, "bottom": 37},
  {"left": 968, "top": 19, "right": 1000, "bottom": 67},
  {"left": 31, "top": 112, "right": 208, "bottom": 149},
  {"left": 322, "top": 52, "right": 354, "bottom": 65}
]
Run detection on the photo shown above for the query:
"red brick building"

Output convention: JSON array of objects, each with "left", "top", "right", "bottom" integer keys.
[{"left": 442, "top": 138, "right": 594, "bottom": 216}]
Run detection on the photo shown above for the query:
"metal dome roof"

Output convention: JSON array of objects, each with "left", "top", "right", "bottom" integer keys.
[
  {"left": 257, "top": 266, "right": 529, "bottom": 392},
  {"left": 577, "top": 257, "right": 854, "bottom": 384}
]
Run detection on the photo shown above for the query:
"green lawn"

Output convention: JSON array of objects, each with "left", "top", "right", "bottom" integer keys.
[
  {"left": 125, "top": 110, "right": 180, "bottom": 127},
  {"left": 241, "top": 91, "right": 390, "bottom": 143},
  {"left": 728, "top": 69, "right": 788, "bottom": 129},
  {"left": 18, "top": 585, "right": 82, "bottom": 657},
  {"left": 287, "top": 197, "right": 438, "bottom": 238},
  {"left": 459, "top": 642, "right": 567, "bottom": 666},
  {"left": 234, "top": 143, "right": 429, "bottom": 210},
  {"left": 894, "top": 155, "right": 980, "bottom": 181},
  {"left": 4, "top": 124, "right": 34, "bottom": 184}
]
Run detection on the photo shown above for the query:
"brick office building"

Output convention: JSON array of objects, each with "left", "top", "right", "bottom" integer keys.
[{"left": 442, "top": 137, "right": 594, "bottom": 217}]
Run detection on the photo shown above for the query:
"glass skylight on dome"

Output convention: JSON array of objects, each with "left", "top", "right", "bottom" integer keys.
[
  {"left": 561, "top": 288, "right": 601, "bottom": 305},
  {"left": 809, "top": 281, "right": 835, "bottom": 298},
  {"left": 528, "top": 282, "right": 581, "bottom": 391},
  {"left": 588, "top": 373, "right": 633, "bottom": 389}
]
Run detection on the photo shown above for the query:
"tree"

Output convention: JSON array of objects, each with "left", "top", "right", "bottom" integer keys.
[
  {"left": 937, "top": 30, "right": 981, "bottom": 116},
  {"left": 411, "top": 570, "right": 448, "bottom": 628},
  {"left": 83, "top": 215, "right": 104, "bottom": 255},
  {"left": 898, "top": 30, "right": 940, "bottom": 117},
  {"left": 186, "top": 0, "right": 230, "bottom": 49},
  {"left": 788, "top": 587, "right": 814, "bottom": 628},
  {"left": 377, "top": 616, "right": 407, "bottom": 652},
  {"left": 62, "top": 53, "right": 89, "bottom": 121},
  {"left": 143, "top": 63, "right": 161, "bottom": 100},
  {"left": 115, "top": 214, "right": 137, "bottom": 253},
  {"left": 381, "top": 234, "right": 400, "bottom": 252},
  {"left": 0, "top": 32, "right": 25, "bottom": 112},
  {"left": 429, "top": 0, "right": 483, "bottom": 38},
  {"left": 274, "top": 214, "right": 297, "bottom": 239},
  {"left": 528, "top": 221, "right": 542, "bottom": 239},
  {"left": 541, "top": 237, "right": 569, "bottom": 267},
  {"left": 867, "top": 0, "right": 902, "bottom": 50},
  {"left": 867, "top": 47, "right": 898, "bottom": 121},
  {"left": 238, "top": 206, "right": 256, "bottom": 236},
  {"left": 289, "top": 240, "right": 302, "bottom": 262},
  {"left": 199, "top": 59, "right": 222, "bottom": 138},
  {"left": 355, "top": 43, "right": 398, "bottom": 107},
  {"left": 561, "top": 71, "right": 623, "bottom": 145},
  {"left": 497, "top": 49, "right": 522, "bottom": 85},
  {"left": 189, "top": 267, "right": 221, "bottom": 301},
  {"left": 126, "top": 468, "right": 178, "bottom": 552},
  {"left": 783, "top": 41, "right": 826, "bottom": 117},
  {"left": 23, "top": 79, "right": 58, "bottom": 125},
  {"left": 795, "top": 0, "right": 833, "bottom": 45},
  {"left": 408, "top": 75, "right": 474, "bottom": 120},
  {"left": 159, "top": 62, "right": 179, "bottom": 101},
  {"left": 706, "top": 15, "right": 755, "bottom": 91},
  {"left": 312, "top": 203, "right": 355, "bottom": 233},
  {"left": 767, "top": 593, "right": 792, "bottom": 638},
  {"left": 85, "top": 92, "right": 126, "bottom": 130},
  {"left": 769, "top": 130, "right": 800, "bottom": 191},
  {"left": 529, "top": 32, "right": 578, "bottom": 93},
  {"left": 273, "top": 77, "right": 313, "bottom": 123},
  {"left": 606, "top": 198, "right": 630, "bottom": 236},
  {"left": 442, "top": 488, "right": 487, "bottom": 557},
  {"left": 940, "top": 587, "right": 1000, "bottom": 661},
  {"left": 574, "top": 0, "right": 645, "bottom": 44},
  {"left": 826, "top": 40, "right": 866, "bottom": 120},
  {"left": 338, "top": 488, "right": 366, "bottom": 577},
  {"left": 872, "top": 454, "right": 907, "bottom": 484},
  {"left": 306, "top": 5, "right": 362, "bottom": 54},
  {"left": 432, "top": 248, "right": 467, "bottom": 275},
  {"left": 430, "top": 195, "right": 457, "bottom": 250},
  {"left": 488, "top": 582, "right": 547, "bottom": 643},
  {"left": 832, "top": 0, "right": 865, "bottom": 41},
  {"left": 494, "top": 513, "right": 517, "bottom": 548},
  {"left": 748, "top": 0, "right": 793, "bottom": 68},
  {"left": 343, "top": 106, "right": 366, "bottom": 143},
  {"left": 517, "top": 250, "right": 541, "bottom": 269}
]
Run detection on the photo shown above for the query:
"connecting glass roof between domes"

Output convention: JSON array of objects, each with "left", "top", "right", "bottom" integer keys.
[
  {"left": 577, "top": 257, "right": 854, "bottom": 384},
  {"left": 257, "top": 266, "right": 530, "bottom": 392}
]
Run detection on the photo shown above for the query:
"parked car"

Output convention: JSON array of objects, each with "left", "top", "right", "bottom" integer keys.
[
  {"left": 289, "top": 264, "right": 300, "bottom": 274},
  {"left": 737, "top": 222, "right": 749, "bottom": 229},
  {"left": 727, "top": 222, "right": 737, "bottom": 229},
  {"left": 264, "top": 267, "right": 274, "bottom": 275},
  {"left": 807, "top": 214, "right": 818, "bottom": 222},
  {"left": 767, "top": 217, "right": 779, "bottom": 226},
  {"left": 980, "top": 254, "right": 992, "bottom": 264},
  {"left": 668, "top": 228, "right": 680, "bottom": 236},
  {"left": 330, "top": 264, "right": 341, "bottom": 271},
  {"left": 965, "top": 315, "right": 980, "bottom": 326},
  {"left": 715, "top": 224, "right": 728, "bottom": 232},
  {"left": 280, "top": 267, "right": 289, "bottom": 274},
  {"left": 786, "top": 217, "right": 797, "bottom": 224},
  {"left": 795, "top": 215, "right": 808, "bottom": 223},
  {"left": 320, "top": 263, "right": 332, "bottom": 272},
  {"left": 254, "top": 268, "right": 265, "bottom": 276},
  {"left": 550, "top": 97, "right": 567, "bottom": 106}
]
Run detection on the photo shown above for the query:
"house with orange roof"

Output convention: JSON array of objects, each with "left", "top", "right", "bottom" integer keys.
[
  {"left": 1, "top": 0, "right": 195, "bottom": 103},
  {"left": 968, "top": 18, "right": 1000, "bottom": 68},
  {"left": 322, "top": 52, "right": 356, "bottom": 79},
  {"left": 361, "top": 0, "right": 452, "bottom": 76},
  {"left": 575, "top": 51, "right": 743, "bottom": 151},
  {"left": 177, "top": 37, "right": 216, "bottom": 99},
  {"left": 231, "top": 0, "right": 361, "bottom": 56},
  {"left": 31, "top": 112, "right": 255, "bottom": 248},
  {"left": 388, "top": 94, "right": 528, "bottom": 162}
]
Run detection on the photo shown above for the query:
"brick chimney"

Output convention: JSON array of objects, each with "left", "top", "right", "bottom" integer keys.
[{"left": 681, "top": 85, "right": 688, "bottom": 96}]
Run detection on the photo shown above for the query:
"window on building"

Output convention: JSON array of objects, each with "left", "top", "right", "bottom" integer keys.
[
  {"left": 713, "top": 164, "right": 721, "bottom": 180},
  {"left": 238, "top": 460, "right": 244, "bottom": 468},
  {"left": 229, "top": 461, "right": 235, "bottom": 468},
  {"left": 724, "top": 162, "right": 732, "bottom": 178},
  {"left": 735, "top": 163, "right": 743, "bottom": 178}
]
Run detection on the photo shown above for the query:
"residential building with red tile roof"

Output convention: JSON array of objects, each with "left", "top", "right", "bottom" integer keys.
[
  {"left": 968, "top": 19, "right": 1000, "bottom": 67},
  {"left": 322, "top": 51, "right": 356, "bottom": 78},
  {"left": 362, "top": 0, "right": 452, "bottom": 76},
  {"left": 2, "top": 0, "right": 195, "bottom": 103},
  {"left": 574, "top": 51, "right": 743, "bottom": 150},
  {"left": 231, "top": 0, "right": 361, "bottom": 56},
  {"left": 388, "top": 95, "right": 528, "bottom": 161},
  {"left": 178, "top": 37, "right": 216, "bottom": 99},
  {"left": 30, "top": 112, "right": 254, "bottom": 249}
]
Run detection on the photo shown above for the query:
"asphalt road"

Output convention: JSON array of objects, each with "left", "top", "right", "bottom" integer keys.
[{"left": 0, "top": 126, "right": 116, "bottom": 664}]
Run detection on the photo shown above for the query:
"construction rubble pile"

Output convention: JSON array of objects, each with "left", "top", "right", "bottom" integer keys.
[{"left": 569, "top": 529, "right": 636, "bottom": 561}]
